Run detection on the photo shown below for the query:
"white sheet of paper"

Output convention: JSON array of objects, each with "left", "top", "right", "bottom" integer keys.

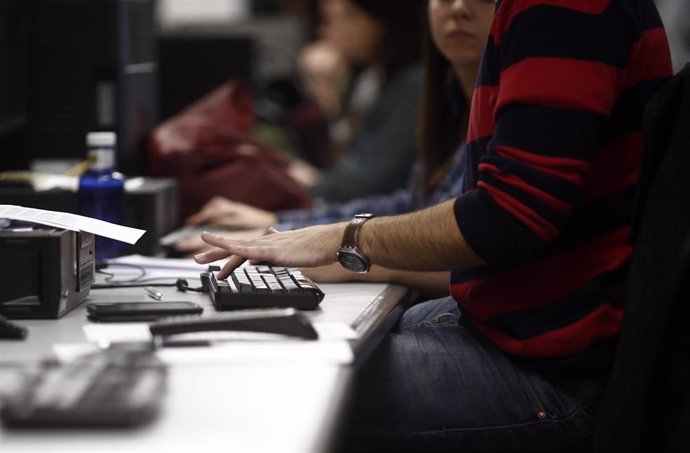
[
  {"left": 79, "top": 320, "right": 356, "bottom": 365},
  {"left": 156, "top": 340, "right": 353, "bottom": 365},
  {"left": 105, "top": 254, "right": 230, "bottom": 278},
  {"left": 108, "top": 254, "right": 215, "bottom": 271},
  {"left": 53, "top": 340, "right": 354, "bottom": 366},
  {"left": 82, "top": 321, "right": 357, "bottom": 344},
  {"left": 313, "top": 322, "right": 358, "bottom": 340},
  {"left": 0, "top": 204, "right": 146, "bottom": 244},
  {"left": 83, "top": 323, "right": 152, "bottom": 343}
]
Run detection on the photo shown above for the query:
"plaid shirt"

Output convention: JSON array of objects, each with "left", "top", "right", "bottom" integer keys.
[{"left": 274, "top": 145, "right": 466, "bottom": 230}]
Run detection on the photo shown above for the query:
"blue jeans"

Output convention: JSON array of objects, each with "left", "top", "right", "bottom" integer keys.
[{"left": 340, "top": 297, "right": 602, "bottom": 453}]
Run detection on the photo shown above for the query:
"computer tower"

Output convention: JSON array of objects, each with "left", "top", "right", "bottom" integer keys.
[{"left": 21, "top": 0, "right": 157, "bottom": 176}]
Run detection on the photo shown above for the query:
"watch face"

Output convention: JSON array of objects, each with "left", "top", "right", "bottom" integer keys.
[{"left": 337, "top": 251, "right": 369, "bottom": 273}]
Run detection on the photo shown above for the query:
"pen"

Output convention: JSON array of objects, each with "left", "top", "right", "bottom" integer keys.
[{"left": 144, "top": 286, "right": 163, "bottom": 301}]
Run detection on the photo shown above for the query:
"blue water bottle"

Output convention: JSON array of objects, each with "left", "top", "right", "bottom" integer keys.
[{"left": 79, "top": 131, "right": 125, "bottom": 261}]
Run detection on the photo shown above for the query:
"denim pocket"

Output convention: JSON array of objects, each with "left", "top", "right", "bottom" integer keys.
[
  {"left": 415, "top": 312, "right": 460, "bottom": 329},
  {"left": 517, "top": 372, "right": 549, "bottom": 421},
  {"left": 516, "top": 369, "right": 588, "bottom": 425}
]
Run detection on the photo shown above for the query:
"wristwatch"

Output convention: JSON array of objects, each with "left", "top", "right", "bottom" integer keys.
[{"left": 337, "top": 213, "right": 374, "bottom": 273}]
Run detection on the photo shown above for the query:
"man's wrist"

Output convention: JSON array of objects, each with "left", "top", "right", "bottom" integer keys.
[{"left": 336, "top": 214, "right": 374, "bottom": 272}]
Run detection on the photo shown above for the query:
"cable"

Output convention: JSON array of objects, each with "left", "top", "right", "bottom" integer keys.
[
  {"left": 92, "top": 261, "right": 209, "bottom": 292},
  {"left": 91, "top": 282, "right": 177, "bottom": 289},
  {"left": 95, "top": 261, "right": 146, "bottom": 283},
  {"left": 175, "top": 279, "right": 205, "bottom": 293},
  {"left": 92, "top": 278, "right": 202, "bottom": 290}
]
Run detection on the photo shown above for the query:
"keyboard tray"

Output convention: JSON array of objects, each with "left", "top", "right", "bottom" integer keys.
[{"left": 201, "top": 265, "right": 325, "bottom": 311}]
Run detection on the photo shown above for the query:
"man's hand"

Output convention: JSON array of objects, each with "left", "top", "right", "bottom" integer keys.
[
  {"left": 185, "top": 196, "right": 278, "bottom": 229},
  {"left": 194, "top": 223, "right": 348, "bottom": 279}
]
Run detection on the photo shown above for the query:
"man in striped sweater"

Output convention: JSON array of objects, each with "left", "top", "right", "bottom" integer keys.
[{"left": 195, "top": 0, "right": 672, "bottom": 450}]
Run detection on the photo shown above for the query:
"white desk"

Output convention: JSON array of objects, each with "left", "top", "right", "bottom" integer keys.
[{"left": 0, "top": 279, "right": 410, "bottom": 453}]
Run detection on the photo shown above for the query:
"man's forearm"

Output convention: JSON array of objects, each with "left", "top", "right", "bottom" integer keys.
[
  {"left": 358, "top": 199, "right": 486, "bottom": 271},
  {"left": 196, "top": 199, "right": 486, "bottom": 278}
]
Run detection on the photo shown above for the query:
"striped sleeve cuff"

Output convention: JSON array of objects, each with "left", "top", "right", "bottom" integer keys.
[{"left": 454, "top": 189, "right": 546, "bottom": 265}]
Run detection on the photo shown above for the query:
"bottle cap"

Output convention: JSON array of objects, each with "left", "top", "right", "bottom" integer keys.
[{"left": 86, "top": 131, "right": 116, "bottom": 147}]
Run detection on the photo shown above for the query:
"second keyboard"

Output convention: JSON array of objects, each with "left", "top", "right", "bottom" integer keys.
[{"left": 202, "top": 265, "right": 325, "bottom": 310}]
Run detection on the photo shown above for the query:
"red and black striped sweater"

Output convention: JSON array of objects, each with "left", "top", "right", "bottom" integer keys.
[{"left": 451, "top": 0, "right": 672, "bottom": 364}]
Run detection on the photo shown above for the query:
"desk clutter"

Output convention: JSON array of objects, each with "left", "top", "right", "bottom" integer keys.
[
  {"left": 0, "top": 217, "right": 329, "bottom": 436},
  {"left": 0, "top": 244, "right": 381, "bottom": 451}
]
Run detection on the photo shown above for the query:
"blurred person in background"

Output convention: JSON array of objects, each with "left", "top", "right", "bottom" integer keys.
[
  {"left": 178, "top": 0, "right": 495, "bottom": 298},
  {"left": 177, "top": 0, "right": 426, "bottom": 212},
  {"left": 284, "top": 0, "right": 427, "bottom": 202}
]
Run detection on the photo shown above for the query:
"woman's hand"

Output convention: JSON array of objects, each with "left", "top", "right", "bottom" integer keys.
[
  {"left": 175, "top": 228, "right": 266, "bottom": 256},
  {"left": 185, "top": 196, "right": 278, "bottom": 229},
  {"left": 286, "top": 160, "right": 321, "bottom": 187},
  {"left": 298, "top": 41, "right": 350, "bottom": 118}
]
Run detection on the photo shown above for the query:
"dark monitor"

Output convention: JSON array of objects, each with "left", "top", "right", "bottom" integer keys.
[
  {"left": 158, "top": 35, "right": 255, "bottom": 121},
  {"left": 0, "top": 0, "right": 29, "bottom": 172},
  {"left": 0, "top": 0, "right": 157, "bottom": 176}
]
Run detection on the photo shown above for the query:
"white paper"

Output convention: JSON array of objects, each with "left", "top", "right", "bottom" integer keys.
[
  {"left": 313, "top": 322, "right": 358, "bottom": 341},
  {"left": 52, "top": 343, "right": 102, "bottom": 363},
  {"left": 108, "top": 254, "right": 215, "bottom": 271},
  {"left": 106, "top": 254, "right": 230, "bottom": 278},
  {"left": 83, "top": 323, "right": 152, "bottom": 343},
  {"left": 156, "top": 340, "right": 353, "bottom": 365},
  {"left": 79, "top": 322, "right": 355, "bottom": 365},
  {"left": 82, "top": 321, "right": 357, "bottom": 344},
  {"left": 53, "top": 339, "right": 353, "bottom": 366},
  {"left": 0, "top": 205, "right": 146, "bottom": 244}
]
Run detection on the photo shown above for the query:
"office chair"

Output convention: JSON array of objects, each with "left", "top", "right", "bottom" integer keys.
[{"left": 593, "top": 64, "right": 690, "bottom": 452}]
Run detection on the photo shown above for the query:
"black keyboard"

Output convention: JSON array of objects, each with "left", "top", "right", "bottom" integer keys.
[
  {"left": 201, "top": 265, "right": 325, "bottom": 311},
  {"left": 1, "top": 347, "right": 166, "bottom": 428}
]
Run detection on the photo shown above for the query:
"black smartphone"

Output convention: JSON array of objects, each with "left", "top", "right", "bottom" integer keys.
[{"left": 87, "top": 301, "right": 203, "bottom": 322}]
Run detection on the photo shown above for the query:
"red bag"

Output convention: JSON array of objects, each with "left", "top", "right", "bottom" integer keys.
[{"left": 147, "top": 81, "right": 312, "bottom": 218}]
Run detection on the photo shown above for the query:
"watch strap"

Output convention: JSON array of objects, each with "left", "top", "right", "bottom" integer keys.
[{"left": 341, "top": 214, "right": 372, "bottom": 249}]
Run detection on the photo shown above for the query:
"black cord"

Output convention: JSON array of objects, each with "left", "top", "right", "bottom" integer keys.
[
  {"left": 92, "top": 260, "right": 207, "bottom": 292},
  {"left": 91, "top": 282, "right": 177, "bottom": 289},
  {"left": 96, "top": 261, "right": 146, "bottom": 283},
  {"left": 91, "top": 277, "right": 201, "bottom": 290}
]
